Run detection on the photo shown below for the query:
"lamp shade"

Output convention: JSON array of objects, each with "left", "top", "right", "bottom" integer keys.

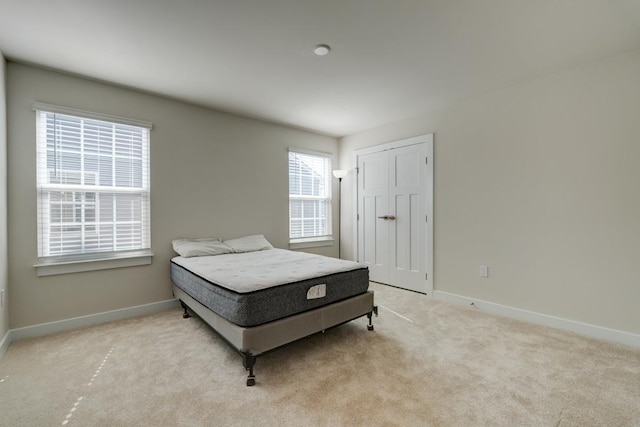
[{"left": 332, "top": 169, "right": 348, "bottom": 179}]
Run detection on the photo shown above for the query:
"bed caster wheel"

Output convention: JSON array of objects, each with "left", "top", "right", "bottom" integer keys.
[
  {"left": 247, "top": 376, "right": 256, "bottom": 386},
  {"left": 367, "top": 325, "right": 374, "bottom": 331}
]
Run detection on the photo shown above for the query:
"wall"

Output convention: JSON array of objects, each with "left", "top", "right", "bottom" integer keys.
[
  {"left": 7, "top": 63, "right": 338, "bottom": 329},
  {"left": 339, "top": 50, "right": 640, "bottom": 336},
  {"left": 0, "top": 54, "right": 8, "bottom": 342}
]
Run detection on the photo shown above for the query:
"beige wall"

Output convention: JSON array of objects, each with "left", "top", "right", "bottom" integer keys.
[
  {"left": 0, "top": 55, "right": 7, "bottom": 339},
  {"left": 7, "top": 63, "right": 338, "bottom": 329},
  {"left": 339, "top": 51, "right": 640, "bottom": 335}
]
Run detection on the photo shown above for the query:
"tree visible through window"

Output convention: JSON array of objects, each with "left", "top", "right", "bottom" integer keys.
[
  {"left": 288, "top": 150, "right": 332, "bottom": 241},
  {"left": 35, "top": 107, "right": 151, "bottom": 259}
]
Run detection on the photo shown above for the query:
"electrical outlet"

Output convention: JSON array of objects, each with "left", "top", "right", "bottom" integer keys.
[{"left": 479, "top": 265, "right": 488, "bottom": 278}]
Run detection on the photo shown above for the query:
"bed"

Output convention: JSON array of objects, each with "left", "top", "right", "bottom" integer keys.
[{"left": 170, "top": 235, "right": 377, "bottom": 386}]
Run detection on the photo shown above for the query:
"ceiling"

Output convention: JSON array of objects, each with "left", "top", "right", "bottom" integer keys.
[{"left": 1, "top": 1, "right": 640, "bottom": 137}]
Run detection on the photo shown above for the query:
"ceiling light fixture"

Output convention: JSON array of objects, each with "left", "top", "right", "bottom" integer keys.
[{"left": 313, "top": 44, "right": 331, "bottom": 56}]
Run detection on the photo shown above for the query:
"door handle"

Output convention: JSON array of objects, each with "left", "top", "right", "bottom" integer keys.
[
  {"left": 387, "top": 215, "right": 396, "bottom": 220},
  {"left": 377, "top": 215, "right": 389, "bottom": 220}
]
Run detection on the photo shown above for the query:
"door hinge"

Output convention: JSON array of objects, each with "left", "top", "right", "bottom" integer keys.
[
  {"left": 356, "top": 167, "right": 360, "bottom": 174},
  {"left": 425, "top": 157, "right": 428, "bottom": 164},
  {"left": 426, "top": 214, "right": 428, "bottom": 222},
  {"left": 357, "top": 214, "right": 360, "bottom": 221},
  {"left": 425, "top": 273, "right": 428, "bottom": 280}
]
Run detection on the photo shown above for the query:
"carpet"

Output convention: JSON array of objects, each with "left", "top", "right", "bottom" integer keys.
[{"left": 1, "top": 282, "right": 639, "bottom": 426}]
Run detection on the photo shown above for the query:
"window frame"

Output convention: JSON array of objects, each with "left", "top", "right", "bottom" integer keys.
[
  {"left": 33, "top": 103, "right": 153, "bottom": 276},
  {"left": 288, "top": 147, "right": 334, "bottom": 249}
]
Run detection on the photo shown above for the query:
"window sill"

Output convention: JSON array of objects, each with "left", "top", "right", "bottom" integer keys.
[
  {"left": 34, "top": 250, "right": 153, "bottom": 276},
  {"left": 289, "top": 237, "right": 334, "bottom": 250}
]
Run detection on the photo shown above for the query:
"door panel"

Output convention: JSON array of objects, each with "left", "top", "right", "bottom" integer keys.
[
  {"left": 394, "top": 152, "right": 420, "bottom": 187},
  {"left": 409, "top": 193, "right": 420, "bottom": 272},
  {"left": 358, "top": 151, "right": 388, "bottom": 283},
  {"left": 361, "top": 196, "right": 375, "bottom": 265},
  {"left": 388, "top": 143, "right": 427, "bottom": 292},
  {"left": 362, "top": 156, "right": 387, "bottom": 190}
]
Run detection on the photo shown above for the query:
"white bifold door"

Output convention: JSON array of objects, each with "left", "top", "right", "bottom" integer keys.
[{"left": 356, "top": 135, "right": 433, "bottom": 294}]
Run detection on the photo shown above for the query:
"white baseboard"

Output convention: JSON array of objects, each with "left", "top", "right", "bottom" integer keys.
[
  {"left": 0, "top": 330, "right": 10, "bottom": 359},
  {"left": 433, "top": 291, "right": 640, "bottom": 349},
  {"left": 6, "top": 299, "right": 180, "bottom": 347}
]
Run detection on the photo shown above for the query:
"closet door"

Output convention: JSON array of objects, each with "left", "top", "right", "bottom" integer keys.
[
  {"left": 387, "top": 143, "right": 428, "bottom": 292},
  {"left": 357, "top": 150, "right": 390, "bottom": 284},
  {"left": 357, "top": 136, "right": 432, "bottom": 294}
]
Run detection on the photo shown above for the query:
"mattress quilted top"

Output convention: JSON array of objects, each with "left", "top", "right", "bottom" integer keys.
[{"left": 171, "top": 248, "right": 367, "bottom": 293}]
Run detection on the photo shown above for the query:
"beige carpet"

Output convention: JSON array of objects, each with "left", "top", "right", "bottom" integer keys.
[{"left": 1, "top": 283, "right": 639, "bottom": 426}]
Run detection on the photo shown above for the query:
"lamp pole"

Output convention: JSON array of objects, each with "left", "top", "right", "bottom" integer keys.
[
  {"left": 333, "top": 170, "right": 348, "bottom": 259},
  {"left": 337, "top": 176, "right": 342, "bottom": 259}
]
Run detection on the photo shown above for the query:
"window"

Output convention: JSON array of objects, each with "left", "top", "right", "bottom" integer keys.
[
  {"left": 288, "top": 149, "right": 332, "bottom": 245},
  {"left": 34, "top": 103, "right": 152, "bottom": 274}
]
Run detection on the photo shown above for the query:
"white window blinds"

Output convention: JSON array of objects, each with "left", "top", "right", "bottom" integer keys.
[
  {"left": 288, "top": 149, "right": 332, "bottom": 240},
  {"left": 35, "top": 106, "right": 151, "bottom": 259}
]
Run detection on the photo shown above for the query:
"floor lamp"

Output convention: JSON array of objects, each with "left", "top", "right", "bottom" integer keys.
[{"left": 332, "top": 169, "right": 348, "bottom": 259}]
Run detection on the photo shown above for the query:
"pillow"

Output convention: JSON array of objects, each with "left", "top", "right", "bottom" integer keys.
[
  {"left": 172, "top": 237, "right": 233, "bottom": 258},
  {"left": 224, "top": 234, "right": 273, "bottom": 253}
]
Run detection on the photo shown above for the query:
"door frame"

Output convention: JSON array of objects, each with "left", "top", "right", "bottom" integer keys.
[{"left": 353, "top": 133, "right": 434, "bottom": 294}]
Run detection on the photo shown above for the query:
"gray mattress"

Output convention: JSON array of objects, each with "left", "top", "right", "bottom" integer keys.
[{"left": 170, "top": 256, "right": 369, "bottom": 327}]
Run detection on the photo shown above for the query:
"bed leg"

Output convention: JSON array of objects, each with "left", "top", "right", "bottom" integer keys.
[
  {"left": 367, "top": 305, "right": 378, "bottom": 331},
  {"left": 179, "top": 300, "right": 191, "bottom": 319},
  {"left": 242, "top": 352, "right": 257, "bottom": 386}
]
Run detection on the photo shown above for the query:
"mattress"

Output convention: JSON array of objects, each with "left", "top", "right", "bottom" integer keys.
[{"left": 171, "top": 248, "right": 369, "bottom": 327}]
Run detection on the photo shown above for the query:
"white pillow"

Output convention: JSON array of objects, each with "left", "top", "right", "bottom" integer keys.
[
  {"left": 172, "top": 237, "right": 233, "bottom": 258},
  {"left": 224, "top": 234, "right": 273, "bottom": 253}
]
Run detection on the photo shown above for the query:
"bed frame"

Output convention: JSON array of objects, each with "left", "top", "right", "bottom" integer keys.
[{"left": 173, "top": 285, "right": 377, "bottom": 386}]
